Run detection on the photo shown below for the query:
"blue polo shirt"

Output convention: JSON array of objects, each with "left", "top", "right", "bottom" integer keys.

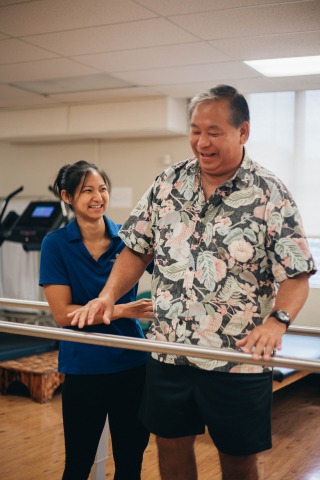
[{"left": 39, "top": 216, "right": 149, "bottom": 374}]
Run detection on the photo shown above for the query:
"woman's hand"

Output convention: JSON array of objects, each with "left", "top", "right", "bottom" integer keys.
[
  {"left": 68, "top": 297, "right": 154, "bottom": 328},
  {"left": 68, "top": 297, "right": 112, "bottom": 328}
]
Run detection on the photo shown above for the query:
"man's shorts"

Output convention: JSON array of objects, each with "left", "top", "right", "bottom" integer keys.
[{"left": 139, "top": 358, "right": 273, "bottom": 456}]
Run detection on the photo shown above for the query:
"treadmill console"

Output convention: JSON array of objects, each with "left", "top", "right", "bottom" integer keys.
[{"left": 7, "top": 201, "right": 65, "bottom": 250}]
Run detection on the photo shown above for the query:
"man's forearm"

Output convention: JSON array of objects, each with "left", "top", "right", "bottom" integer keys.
[
  {"left": 99, "top": 246, "right": 153, "bottom": 303},
  {"left": 271, "top": 273, "right": 309, "bottom": 323}
]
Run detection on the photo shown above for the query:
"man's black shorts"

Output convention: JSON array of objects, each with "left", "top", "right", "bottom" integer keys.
[{"left": 139, "top": 359, "right": 273, "bottom": 456}]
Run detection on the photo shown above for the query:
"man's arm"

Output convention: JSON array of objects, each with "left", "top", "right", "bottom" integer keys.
[
  {"left": 68, "top": 246, "right": 153, "bottom": 326},
  {"left": 236, "top": 273, "right": 309, "bottom": 360}
]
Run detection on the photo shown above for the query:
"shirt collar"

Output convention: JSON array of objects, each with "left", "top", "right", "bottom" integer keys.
[
  {"left": 233, "top": 149, "right": 253, "bottom": 187},
  {"left": 188, "top": 148, "right": 253, "bottom": 188},
  {"left": 66, "top": 215, "right": 118, "bottom": 242}
]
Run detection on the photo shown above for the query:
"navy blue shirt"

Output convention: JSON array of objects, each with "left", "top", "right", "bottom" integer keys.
[{"left": 39, "top": 216, "right": 149, "bottom": 374}]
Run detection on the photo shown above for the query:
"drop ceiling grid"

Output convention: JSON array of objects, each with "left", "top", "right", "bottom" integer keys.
[
  {"left": 168, "top": 1, "right": 320, "bottom": 40},
  {"left": 0, "top": 0, "right": 319, "bottom": 110},
  {"left": 0, "top": 0, "right": 157, "bottom": 36}
]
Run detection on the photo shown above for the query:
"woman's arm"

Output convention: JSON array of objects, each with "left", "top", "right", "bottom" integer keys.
[
  {"left": 68, "top": 247, "right": 154, "bottom": 326},
  {"left": 44, "top": 284, "right": 85, "bottom": 327},
  {"left": 44, "top": 283, "right": 153, "bottom": 328}
]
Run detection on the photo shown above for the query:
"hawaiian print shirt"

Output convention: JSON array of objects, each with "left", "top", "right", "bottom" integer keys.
[{"left": 119, "top": 151, "right": 316, "bottom": 372}]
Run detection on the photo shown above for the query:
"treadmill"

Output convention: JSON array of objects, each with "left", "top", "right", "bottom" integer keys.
[{"left": 0, "top": 187, "right": 68, "bottom": 360}]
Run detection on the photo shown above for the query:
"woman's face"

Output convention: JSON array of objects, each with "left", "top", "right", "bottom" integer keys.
[{"left": 66, "top": 170, "right": 109, "bottom": 221}]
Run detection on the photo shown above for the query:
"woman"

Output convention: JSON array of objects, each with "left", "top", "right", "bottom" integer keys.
[{"left": 39, "top": 160, "right": 153, "bottom": 480}]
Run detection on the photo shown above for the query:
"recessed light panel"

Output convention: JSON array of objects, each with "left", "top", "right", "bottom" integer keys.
[
  {"left": 244, "top": 56, "right": 320, "bottom": 77},
  {"left": 11, "top": 74, "right": 133, "bottom": 96}
]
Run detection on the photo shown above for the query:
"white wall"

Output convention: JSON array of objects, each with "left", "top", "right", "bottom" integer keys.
[
  {"left": 294, "top": 289, "right": 319, "bottom": 328},
  {"left": 0, "top": 136, "right": 191, "bottom": 222},
  {"left": 0, "top": 136, "right": 192, "bottom": 299}
]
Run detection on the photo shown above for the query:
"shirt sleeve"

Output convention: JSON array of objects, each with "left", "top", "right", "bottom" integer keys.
[
  {"left": 39, "top": 233, "right": 70, "bottom": 287},
  {"left": 265, "top": 183, "right": 317, "bottom": 282},
  {"left": 118, "top": 182, "right": 158, "bottom": 256}
]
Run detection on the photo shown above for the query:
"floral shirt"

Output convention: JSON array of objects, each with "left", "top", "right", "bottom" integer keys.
[{"left": 119, "top": 151, "right": 316, "bottom": 372}]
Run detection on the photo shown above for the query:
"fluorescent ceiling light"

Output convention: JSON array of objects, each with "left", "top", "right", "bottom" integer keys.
[{"left": 244, "top": 55, "right": 320, "bottom": 77}]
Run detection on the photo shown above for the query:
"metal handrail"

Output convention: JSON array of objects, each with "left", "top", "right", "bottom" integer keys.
[
  {"left": 0, "top": 298, "right": 50, "bottom": 311},
  {"left": 1, "top": 298, "right": 318, "bottom": 480},
  {"left": 1, "top": 297, "right": 320, "bottom": 335},
  {"left": 0, "top": 318, "right": 320, "bottom": 373}
]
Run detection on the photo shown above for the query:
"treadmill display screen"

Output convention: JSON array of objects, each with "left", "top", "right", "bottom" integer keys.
[{"left": 31, "top": 206, "right": 55, "bottom": 218}]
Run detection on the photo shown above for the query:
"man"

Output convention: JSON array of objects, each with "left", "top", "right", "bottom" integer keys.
[{"left": 70, "top": 85, "right": 316, "bottom": 479}]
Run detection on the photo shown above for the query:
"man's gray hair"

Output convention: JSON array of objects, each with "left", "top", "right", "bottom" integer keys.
[{"left": 188, "top": 84, "right": 250, "bottom": 128}]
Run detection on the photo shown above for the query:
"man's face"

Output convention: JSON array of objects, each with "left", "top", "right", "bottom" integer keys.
[{"left": 189, "top": 99, "right": 249, "bottom": 178}]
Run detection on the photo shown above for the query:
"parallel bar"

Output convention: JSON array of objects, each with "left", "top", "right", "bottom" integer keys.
[
  {"left": 0, "top": 298, "right": 50, "bottom": 310},
  {"left": 0, "top": 298, "right": 319, "bottom": 336},
  {"left": 285, "top": 325, "right": 320, "bottom": 336},
  {"left": 0, "top": 320, "right": 319, "bottom": 373}
]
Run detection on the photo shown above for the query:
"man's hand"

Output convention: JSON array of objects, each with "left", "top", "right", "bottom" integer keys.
[
  {"left": 119, "top": 299, "right": 154, "bottom": 320},
  {"left": 236, "top": 317, "right": 287, "bottom": 361},
  {"left": 68, "top": 297, "right": 114, "bottom": 328}
]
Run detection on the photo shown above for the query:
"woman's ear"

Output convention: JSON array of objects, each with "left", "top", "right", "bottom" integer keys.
[{"left": 61, "top": 190, "right": 72, "bottom": 205}]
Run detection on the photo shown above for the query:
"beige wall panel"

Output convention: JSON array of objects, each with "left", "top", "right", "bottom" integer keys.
[
  {"left": 1, "top": 140, "right": 102, "bottom": 198},
  {"left": 99, "top": 135, "right": 191, "bottom": 223},
  {"left": 0, "top": 136, "right": 191, "bottom": 212}
]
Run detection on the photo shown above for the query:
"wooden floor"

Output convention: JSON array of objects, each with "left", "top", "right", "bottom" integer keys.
[{"left": 0, "top": 375, "right": 319, "bottom": 480}]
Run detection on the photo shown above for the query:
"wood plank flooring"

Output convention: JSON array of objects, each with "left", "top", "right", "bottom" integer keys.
[{"left": 0, "top": 375, "right": 319, "bottom": 480}]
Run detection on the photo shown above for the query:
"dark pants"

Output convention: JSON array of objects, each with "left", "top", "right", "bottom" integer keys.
[{"left": 61, "top": 365, "right": 150, "bottom": 480}]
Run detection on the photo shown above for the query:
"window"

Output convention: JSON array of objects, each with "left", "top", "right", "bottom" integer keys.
[
  {"left": 246, "top": 90, "right": 320, "bottom": 236},
  {"left": 307, "top": 238, "right": 320, "bottom": 288}
]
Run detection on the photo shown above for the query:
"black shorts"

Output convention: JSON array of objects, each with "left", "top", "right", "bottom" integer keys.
[{"left": 139, "top": 359, "right": 273, "bottom": 456}]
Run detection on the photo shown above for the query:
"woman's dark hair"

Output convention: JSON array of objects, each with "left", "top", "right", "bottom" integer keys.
[
  {"left": 188, "top": 84, "right": 250, "bottom": 128},
  {"left": 53, "top": 160, "right": 111, "bottom": 210}
]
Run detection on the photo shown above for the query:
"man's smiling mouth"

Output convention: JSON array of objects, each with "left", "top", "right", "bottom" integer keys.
[{"left": 199, "top": 153, "right": 216, "bottom": 158}]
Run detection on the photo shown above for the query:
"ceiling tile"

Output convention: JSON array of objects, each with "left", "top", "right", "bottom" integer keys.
[
  {"left": 0, "top": 0, "right": 156, "bottom": 36},
  {"left": 0, "top": 38, "right": 59, "bottom": 64},
  {"left": 210, "top": 31, "right": 320, "bottom": 60},
  {"left": 169, "top": 1, "right": 320, "bottom": 40},
  {"left": 73, "top": 42, "right": 230, "bottom": 72},
  {"left": 14, "top": 74, "right": 132, "bottom": 95},
  {"left": 0, "top": 58, "right": 100, "bottom": 83},
  {"left": 0, "top": 84, "right": 42, "bottom": 99},
  {"left": 48, "top": 86, "right": 163, "bottom": 103},
  {"left": 270, "top": 74, "right": 320, "bottom": 91},
  {"left": 148, "top": 82, "right": 219, "bottom": 98},
  {"left": 154, "top": 77, "right": 280, "bottom": 97},
  {"left": 0, "top": 84, "right": 58, "bottom": 108},
  {"left": 224, "top": 77, "right": 285, "bottom": 94},
  {"left": 0, "top": 0, "right": 33, "bottom": 5},
  {"left": 135, "top": 0, "right": 297, "bottom": 16},
  {"left": 113, "top": 61, "right": 259, "bottom": 86},
  {"left": 24, "top": 18, "right": 197, "bottom": 56}
]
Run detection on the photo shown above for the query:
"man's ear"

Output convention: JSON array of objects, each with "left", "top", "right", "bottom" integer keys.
[
  {"left": 240, "top": 122, "right": 250, "bottom": 144},
  {"left": 61, "top": 190, "right": 72, "bottom": 205}
]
